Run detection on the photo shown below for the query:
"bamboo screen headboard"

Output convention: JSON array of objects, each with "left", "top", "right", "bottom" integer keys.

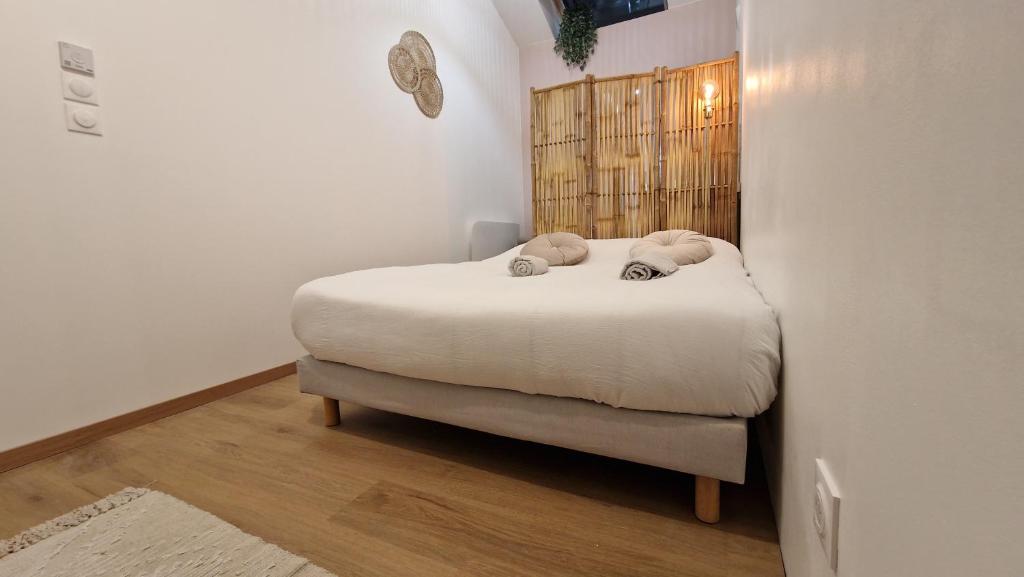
[{"left": 530, "top": 53, "right": 740, "bottom": 244}]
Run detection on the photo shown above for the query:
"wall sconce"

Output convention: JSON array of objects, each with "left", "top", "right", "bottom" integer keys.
[
  {"left": 700, "top": 79, "right": 720, "bottom": 119},
  {"left": 699, "top": 78, "right": 720, "bottom": 220}
]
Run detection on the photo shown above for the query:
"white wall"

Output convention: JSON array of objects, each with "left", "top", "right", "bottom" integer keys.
[
  {"left": 740, "top": 1, "right": 1024, "bottom": 575},
  {"left": 518, "top": 0, "right": 736, "bottom": 235},
  {"left": 0, "top": 0, "right": 522, "bottom": 452}
]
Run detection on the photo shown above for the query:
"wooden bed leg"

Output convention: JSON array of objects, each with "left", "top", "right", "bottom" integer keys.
[
  {"left": 322, "top": 397, "right": 341, "bottom": 427},
  {"left": 695, "top": 476, "right": 720, "bottom": 524}
]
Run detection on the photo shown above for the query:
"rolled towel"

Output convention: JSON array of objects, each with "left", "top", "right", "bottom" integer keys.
[
  {"left": 508, "top": 255, "right": 549, "bottom": 277},
  {"left": 620, "top": 252, "right": 679, "bottom": 281}
]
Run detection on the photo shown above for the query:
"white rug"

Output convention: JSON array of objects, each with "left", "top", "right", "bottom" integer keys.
[{"left": 0, "top": 488, "right": 337, "bottom": 577}]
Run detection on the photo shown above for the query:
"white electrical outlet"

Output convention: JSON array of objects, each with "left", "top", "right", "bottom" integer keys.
[{"left": 814, "top": 458, "right": 841, "bottom": 572}]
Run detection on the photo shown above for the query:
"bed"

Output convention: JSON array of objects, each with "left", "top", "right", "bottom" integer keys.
[{"left": 292, "top": 225, "right": 780, "bottom": 523}]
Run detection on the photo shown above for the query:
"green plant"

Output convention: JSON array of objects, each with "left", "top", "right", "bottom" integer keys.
[{"left": 554, "top": 3, "right": 598, "bottom": 71}]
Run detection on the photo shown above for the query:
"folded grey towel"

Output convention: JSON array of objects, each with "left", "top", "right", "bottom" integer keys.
[
  {"left": 508, "top": 255, "right": 549, "bottom": 277},
  {"left": 620, "top": 252, "right": 679, "bottom": 281}
]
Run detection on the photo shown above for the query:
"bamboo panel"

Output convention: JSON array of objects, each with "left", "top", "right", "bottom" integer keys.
[
  {"left": 661, "top": 54, "right": 740, "bottom": 245},
  {"left": 530, "top": 54, "right": 739, "bottom": 243},
  {"left": 591, "top": 72, "right": 659, "bottom": 239},
  {"left": 531, "top": 80, "right": 591, "bottom": 237}
]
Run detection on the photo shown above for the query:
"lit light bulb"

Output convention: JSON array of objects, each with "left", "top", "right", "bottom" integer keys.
[
  {"left": 700, "top": 80, "right": 719, "bottom": 119},
  {"left": 701, "top": 80, "right": 720, "bottom": 101}
]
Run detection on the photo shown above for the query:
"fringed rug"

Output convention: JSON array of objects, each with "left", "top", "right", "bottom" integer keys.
[{"left": 0, "top": 488, "right": 336, "bottom": 577}]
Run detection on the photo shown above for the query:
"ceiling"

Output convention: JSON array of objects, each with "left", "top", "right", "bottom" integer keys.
[{"left": 490, "top": 0, "right": 700, "bottom": 47}]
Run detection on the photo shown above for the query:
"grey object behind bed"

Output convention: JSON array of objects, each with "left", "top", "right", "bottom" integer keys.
[
  {"left": 470, "top": 221, "right": 521, "bottom": 261},
  {"left": 298, "top": 356, "right": 748, "bottom": 483}
]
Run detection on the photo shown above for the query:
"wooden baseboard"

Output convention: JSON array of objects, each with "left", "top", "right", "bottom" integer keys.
[{"left": 0, "top": 362, "right": 296, "bottom": 474}]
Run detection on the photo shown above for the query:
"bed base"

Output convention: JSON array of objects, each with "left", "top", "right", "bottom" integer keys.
[{"left": 299, "top": 356, "right": 744, "bottom": 524}]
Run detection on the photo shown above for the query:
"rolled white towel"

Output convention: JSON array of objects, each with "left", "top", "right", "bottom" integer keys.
[
  {"left": 620, "top": 252, "right": 679, "bottom": 281},
  {"left": 508, "top": 255, "right": 549, "bottom": 277}
]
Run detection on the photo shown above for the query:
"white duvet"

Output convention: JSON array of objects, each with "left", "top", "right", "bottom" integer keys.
[{"left": 291, "top": 238, "right": 780, "bottom": 417}]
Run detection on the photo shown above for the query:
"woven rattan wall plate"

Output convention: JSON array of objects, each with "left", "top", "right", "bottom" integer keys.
[
  {"left": 388, "top": 30, "right": 442, "bottom": 118},
  {"left": 388, "top": 45, "right": 420, "bottom": 93},
  {"left": 400, "top": 31, "right": 436, "bottom": 71},
  {"left": 414, "top": 68, "right": 443, "bottom": 119}
]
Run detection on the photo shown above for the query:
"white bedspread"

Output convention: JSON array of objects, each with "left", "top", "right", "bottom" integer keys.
[{"left": 291, "top": 238, "right": 780, "bottom": 417}]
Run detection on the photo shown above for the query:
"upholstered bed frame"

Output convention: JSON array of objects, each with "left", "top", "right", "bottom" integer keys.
[
  {"left": 299, "top": 357, "right": 744, "bottom": 523},
  {"left": 296, "top": 221, "right": 749, "bottom": 523}
]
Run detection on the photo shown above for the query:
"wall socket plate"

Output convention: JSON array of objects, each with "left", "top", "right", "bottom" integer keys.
[
  {"left": 61, "top": 70, "right": 98, "bottom": 105},
  {"left": 64, "top": 102, "right": 102, "bottom": 136},
  {"left": 814, "top": 458, "right": 841, "bottom": 572}
]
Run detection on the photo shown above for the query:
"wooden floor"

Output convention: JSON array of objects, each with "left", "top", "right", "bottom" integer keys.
[{"left": 0, "top": 375, "right": 785, "bottom": 576}]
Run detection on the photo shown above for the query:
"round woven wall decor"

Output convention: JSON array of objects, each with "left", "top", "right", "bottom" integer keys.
[
  {"left": 400, "top": 31, "right": 436, "bottom": 72},
  {"left": 414, "top": 69, "right": 444, "bottom": 119},
  {"left": 388, "top": 45, "right": 420, "bottom": 93},
  {"left": 387, "top": 30, "right": 442, "bottom": 118}
]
